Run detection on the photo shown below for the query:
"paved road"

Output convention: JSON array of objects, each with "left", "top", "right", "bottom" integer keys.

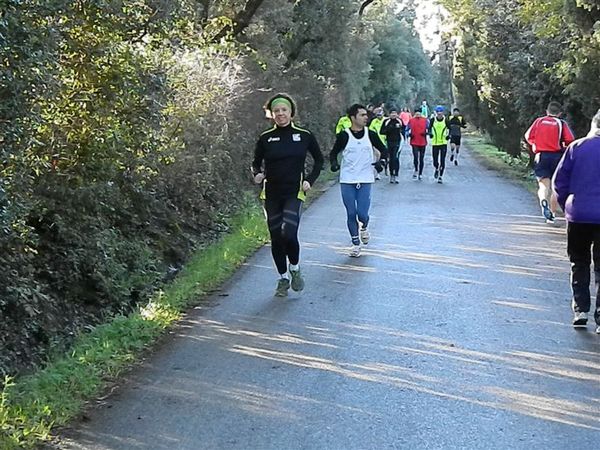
[{"left": 59, "top": 144, "right": 600, "bottom": 449}]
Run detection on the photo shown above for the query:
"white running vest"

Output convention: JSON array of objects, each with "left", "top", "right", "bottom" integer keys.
[{"left": 340, "top": 128, "right": 376, "bottom": 184}]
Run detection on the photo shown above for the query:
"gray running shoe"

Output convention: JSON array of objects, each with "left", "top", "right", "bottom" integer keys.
[
  {"left": 289, "top": 266, "right": 305, "bottom": 292},
  {"left": 275, "top": 278, "right": 290, "bottom": 297},
  {"left": 349, "top": 244, "right": 361, "bottom": 257},
  {"left": 360, "top": 228, "right": 370, "bottom": 245}
]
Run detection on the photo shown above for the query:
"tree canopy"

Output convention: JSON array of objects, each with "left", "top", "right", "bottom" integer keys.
[{"left": 439, "top": 0, "right": 600, "bottom": 153}]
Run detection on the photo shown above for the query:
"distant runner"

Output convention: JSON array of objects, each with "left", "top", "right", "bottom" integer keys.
[
  {"left": 408, "top": 109, "right": 429, "bottom": 180},
  {"left": 381, "top": 109, "right": 405, "bottom": 184},
  {"left": 430, "top": 106, "right": 450, "bottom": 183},
  {"left": 447, "top": 108, "right": 467, "bottom": 165}
]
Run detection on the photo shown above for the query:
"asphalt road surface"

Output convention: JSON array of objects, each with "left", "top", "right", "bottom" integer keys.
[{"left": 59, "top": 144, "right": 600, "bottom": 450}]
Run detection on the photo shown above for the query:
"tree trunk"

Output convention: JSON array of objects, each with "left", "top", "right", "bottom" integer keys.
[
  {"left": 199, "top": 0, "right": 210, "bottom": 23},
  {"left": 359, "top": 0, "right": 378, "bottom": 16},
  {"left": 212, "top": 0, "right": 265, "bottom": 42}
]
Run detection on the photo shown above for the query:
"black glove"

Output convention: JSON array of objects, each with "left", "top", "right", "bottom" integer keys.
[
  {"left": 373, "top": 160, "right": 385, "bottom": 173},
  {"left": 330, "top": 162, "right": 340, "bottom": 172}
]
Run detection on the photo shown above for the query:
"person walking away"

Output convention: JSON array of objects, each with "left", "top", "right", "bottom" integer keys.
[
  {"left": 252, "top": 93, "right": 324, "bottom": 297},
  {"left": 430, "top": 106, "right": 450, "bottom": 183},
  {"left": 330, "top": 104, "right": 388, "bottom": 257},
  {"left": 553, "top": 109, "right": 600, "bottom": 333},
  {"left": 525, "top": 101, "right": 575, "bottom": 224},
  {"left": 408, "top": 109, "right": 429, "bottom": 180},
  {"left": 447, "top": 108, "right": 467, "bottom": 165},
  {"left": 381, "top": 109, "right": 405, "bottom": 184}
]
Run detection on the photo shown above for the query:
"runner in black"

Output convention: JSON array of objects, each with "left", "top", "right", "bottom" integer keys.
[
  {"left": 447, "top": 108, "right": 467, "bottom": 165},
  {"left": 380, "top": 109, "right": 405, "bottom": 184},
  {"left": 252, "top": 93, "right": 324, "bottom": 297}
]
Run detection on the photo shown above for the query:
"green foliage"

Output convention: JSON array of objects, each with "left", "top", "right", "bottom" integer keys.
[
  {"left": 0, "top": 0, "right": 254, "bottom": 377},
  {"left": 440, "top": 0, "right": 600, "bottom": 153},
  {"left": 364, "top": 10, "right": 435, "bottom": 107}
]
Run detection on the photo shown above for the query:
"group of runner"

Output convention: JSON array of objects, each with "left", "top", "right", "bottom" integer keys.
[
  {"left": 336, "top": 101, "right": 467, "bottom": 184},
  {"left": 252, "top": 93, "right": 600, "bottom": 334},
  {"left": 252, "top": 93, "right": 466, "bottom": 290}
]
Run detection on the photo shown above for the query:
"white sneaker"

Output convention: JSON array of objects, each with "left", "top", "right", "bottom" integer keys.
[
  {"left": 596, "top": 325, "right": 600, "bottom": 334},
  {"left": 349, "top": 244, "right": 361, "bottom": 257},
  {"left": 360, "top": 228, "right": 370, "bottom": 244},
  {"left": 573, "top": 311, "right": 588, "bottom": 327},
  {"left": 375, "top": 173, "right": 381, "bottom": 180}
]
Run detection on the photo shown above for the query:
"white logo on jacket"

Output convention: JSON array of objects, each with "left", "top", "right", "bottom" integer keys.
[
  {"left": 292, "top": 133, "right": 301, "bottom": 142},
  {"left": 267, "top": 136, "right": 280, "bottom": 142}
]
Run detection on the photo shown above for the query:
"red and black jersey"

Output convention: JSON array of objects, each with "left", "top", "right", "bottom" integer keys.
[{"left": 525, "top": 115, "right": 575, "bottom": 153}]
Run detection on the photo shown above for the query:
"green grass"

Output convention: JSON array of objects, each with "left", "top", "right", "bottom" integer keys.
[
  {"left": 0, "top": 201, "right": 276, "bottom": 449},
  {"left": 0, "top": 168, "right": 339, "bottom": 449},
  {"left": 464, "top": 133, "right": 537, "bottom": 193}
]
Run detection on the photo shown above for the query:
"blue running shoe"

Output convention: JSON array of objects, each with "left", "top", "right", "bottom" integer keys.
[{"left": 540, "top": 199, "right": 554, "bottom": 221}]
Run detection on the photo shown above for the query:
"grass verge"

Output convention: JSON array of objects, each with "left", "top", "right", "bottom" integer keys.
[
  {"left": 0, "top": 172, "right": 338, "bottom": 449},
  {"left": 0, "top": 204, "right": 269, "bottom": 449},
  {"left": 464, "top": 133, "right": 536, "bottom": 193}
]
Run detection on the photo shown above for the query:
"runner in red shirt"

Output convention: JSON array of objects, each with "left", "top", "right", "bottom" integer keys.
[
  {"left": 525, "top": 101, "right": 575, "bottom": 223},
  {"left": 408, "top": 109, "right": 429, "bottom": 180}
]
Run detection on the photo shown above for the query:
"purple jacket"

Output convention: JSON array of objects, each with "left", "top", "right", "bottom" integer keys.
[{"left": 553, "top": 132, "right": 600, "bottom": 224}]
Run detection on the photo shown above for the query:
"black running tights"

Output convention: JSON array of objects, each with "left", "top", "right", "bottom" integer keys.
[
  {"left": 388, "top": 141, "right": 401, "bottom": 176},
  {"left": 567, "top": 222, "right": 600, "bottom": 317},
  {"left": 412, "top": 146, "right": 426, "bottom": 175},
  {"left": 432, "top": 145, "right": 448, "bottom": 176},
  {"left": 264, "top": 196, "right": 303, "bottom": 275}
]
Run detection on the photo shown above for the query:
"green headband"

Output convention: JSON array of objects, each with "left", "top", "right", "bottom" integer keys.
[{"left": 270, "top": 97, "right": 293, "bottom": 111}]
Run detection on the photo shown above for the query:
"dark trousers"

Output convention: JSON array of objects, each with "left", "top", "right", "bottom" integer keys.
[
  {"left": 412, "top": 146, "right": 426, "bottom": 175},
  {"left": 432, "top": 145, "right": 448, "bottom": 176},
  {"left": 567, "top": 222, "right": 600, "bottom": 322},
  {"left": 264, "top": 196, "right": 303, "bottom": 274},
  {"left": 388, "top": 141, "right": 401, "bottom": 176}
]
